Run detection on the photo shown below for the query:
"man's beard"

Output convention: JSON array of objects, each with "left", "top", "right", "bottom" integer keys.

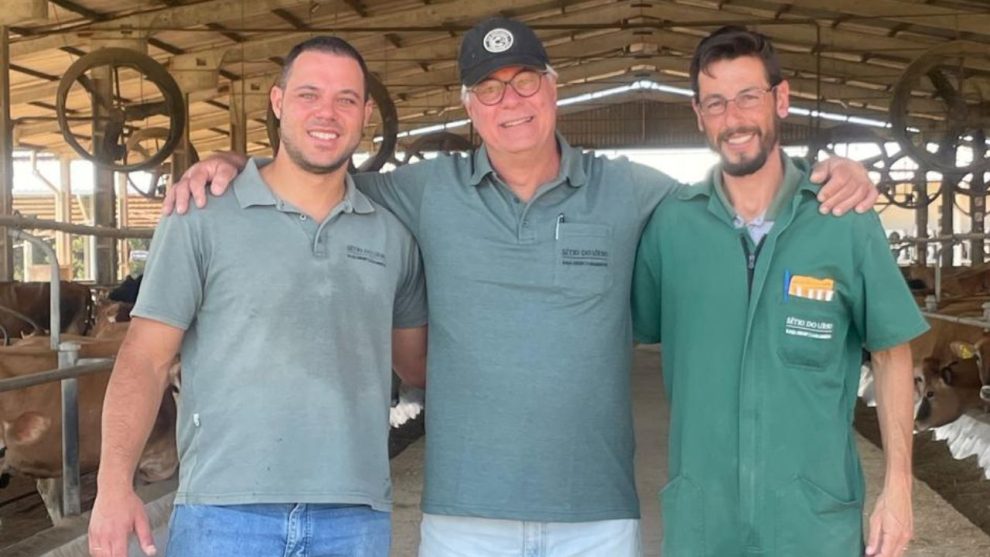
[
  {"left": 280, "top": 127, "right": 359, "bottom": 175},
  {"left": 715, "top": 117, "right": 779, "bottom": 177}
]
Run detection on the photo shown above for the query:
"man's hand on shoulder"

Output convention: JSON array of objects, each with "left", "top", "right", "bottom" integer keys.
[
  {"left": 162, "top": 151, "right": 248, "bottom": 216},
  {"left": 809, "top": 156, "right": 878, "bottom": 216}
]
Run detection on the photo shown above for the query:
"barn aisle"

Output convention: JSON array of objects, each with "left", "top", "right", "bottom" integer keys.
[{"left": 388, "top": 345, "right": 990, "bottom": 557}]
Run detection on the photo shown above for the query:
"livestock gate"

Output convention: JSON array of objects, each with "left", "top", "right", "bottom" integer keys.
[{"left": 1, "top": 0, "right": 990, "bottom": 555}]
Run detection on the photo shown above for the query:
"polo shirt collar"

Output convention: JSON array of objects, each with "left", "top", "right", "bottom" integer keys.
[
  {"left": 233, "top": 158, "right": 277, "bottom": 208},
  {"left": 233, "top": 158, "right": 375, "bottom": 215},
  {"left": 467, "top": 132, "right": 588, "bottom": 189},
  {"left": 342, "top": 174, "right": 376, "bottom": 215}
]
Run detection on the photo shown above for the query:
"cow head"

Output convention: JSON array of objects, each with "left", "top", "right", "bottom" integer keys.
[
  {"left": 948, "top": 338, "right": 990, "bottom": 404},
  {"left": 915, "top": 343, "right": 989, "bottom": 431}
]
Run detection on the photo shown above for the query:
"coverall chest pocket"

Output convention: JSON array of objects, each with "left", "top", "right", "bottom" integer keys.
[
  {"left": 553, "top": 223, "right": 613, "bottom": 295},
  {"left": 777, "top": 297, "right": 842, "bottom": 369}
]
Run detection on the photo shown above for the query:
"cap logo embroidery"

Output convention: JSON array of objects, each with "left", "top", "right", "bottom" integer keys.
[{"left": 483, "top": 28, "right": 514, "bottom": 53}]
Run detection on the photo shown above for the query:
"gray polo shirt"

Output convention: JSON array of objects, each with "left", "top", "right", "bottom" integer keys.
[
  {"left": 132, "top": 159, "right": 427, "bottom": 510},
  {"left": 354, "top": 136, "right": 679, "bottom": 521}
]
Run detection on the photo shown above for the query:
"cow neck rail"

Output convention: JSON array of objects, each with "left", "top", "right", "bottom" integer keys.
[
  {"left": 0, "top": 358, "right": 112, "bottom": 393},
  {"left": 0, "top": 215, "right": 154, "bottom": 239}
]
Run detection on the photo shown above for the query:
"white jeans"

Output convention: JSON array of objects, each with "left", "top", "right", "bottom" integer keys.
[{"left": 418, "top": 513, "right": 642, "bottom": 557}]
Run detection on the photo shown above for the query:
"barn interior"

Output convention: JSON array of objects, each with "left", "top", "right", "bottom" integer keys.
[{"left": 1, "top": 1, "right": 990, "bottom": 555}]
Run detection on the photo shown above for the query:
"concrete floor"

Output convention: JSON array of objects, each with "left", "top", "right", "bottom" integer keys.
[
  {"left": 387, "top": 345, "right": 990, "bottom": 557},
  {"left": 15, "top": 346, "right": 987, "bottom": 556}
]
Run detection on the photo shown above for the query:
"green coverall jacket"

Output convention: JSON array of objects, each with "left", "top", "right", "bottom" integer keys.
[{"left": 632, "top": 156, "right": 928, "bottom": 557}]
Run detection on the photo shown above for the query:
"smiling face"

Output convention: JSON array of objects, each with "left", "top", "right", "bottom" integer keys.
[
  {"left": 270, "top": 50, "right": 373, "bottom": 175},
  {"left": 693, "top": 55, "right": 789, "bottom": 177},
  {"left": 463, "top": 65, "right": 558, "bottom": 159}
]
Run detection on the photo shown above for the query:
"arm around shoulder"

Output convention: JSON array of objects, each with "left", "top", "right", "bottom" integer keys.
[{"left": 164, "top": 151, "right": 250, "bottom": 215}]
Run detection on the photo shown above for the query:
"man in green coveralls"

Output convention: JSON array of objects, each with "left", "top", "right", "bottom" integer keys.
[{"left": 632, "top": 26, "right": 927, "bottom": 557}]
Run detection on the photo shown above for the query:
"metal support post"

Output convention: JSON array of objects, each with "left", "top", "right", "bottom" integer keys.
[
  {"left": 971, "top": 131, "right": 987, "bottom": 264},
  {"left": 937, "top": 138, "right": 957, "bottom": 268},
  {"left": 58, "top": 342, "right": 81, "bottom": 517},
  {"left": 230, "top": 84, "right": 249, "bottom": 155},
  {"left": 915, "top": 184, "right": 929, "bottom": 267},
  {"left": 0, "top": 26, "right": 15, "bottom": 280},
  {"left": 91, "top": 66, "right": 118, "bottom": 284}
]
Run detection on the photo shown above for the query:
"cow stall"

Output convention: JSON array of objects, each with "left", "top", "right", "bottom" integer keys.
[{"left": 860, "top": 235, "right": 990, "bottom": 486}]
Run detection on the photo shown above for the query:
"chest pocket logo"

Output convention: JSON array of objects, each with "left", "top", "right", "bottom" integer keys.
[
  {"left": 553, "top": 223, "right": 613, "bottom": 295},
  {"left": 346, "top": 245, "right": 387, "bottom": 267},
  {"left": 779, "top": 298, "right": 842, "bottom": 369}
]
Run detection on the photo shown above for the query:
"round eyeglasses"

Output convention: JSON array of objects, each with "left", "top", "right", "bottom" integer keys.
[{"left": 470, "top": 69, "right": 547, "bottom": 106}]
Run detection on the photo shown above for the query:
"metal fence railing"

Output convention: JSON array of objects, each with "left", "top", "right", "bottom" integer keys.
[{"left": 0, "top": 220, "right": 153, "bottom": 519}]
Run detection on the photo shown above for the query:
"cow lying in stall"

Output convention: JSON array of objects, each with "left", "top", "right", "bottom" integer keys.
[
  {"left": 900, "top": 261, "right": 990, "bottom": 300},
  {"left": 0, "top": 281, "right": 94, "bottom": 343},
  {"left": 0, "top": 299, "right": 179, "bottom": 523}
]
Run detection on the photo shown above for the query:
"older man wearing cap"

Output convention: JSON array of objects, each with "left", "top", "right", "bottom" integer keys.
[{"left": 165, "top": 17, "right": 877, "bottom": 556}]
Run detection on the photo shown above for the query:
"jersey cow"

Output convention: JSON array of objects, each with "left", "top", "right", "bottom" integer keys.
[
  {"left": 915, "top": 342, "right": 990, "bottom": 431},
  {"left": 0, "top": 333, "right": 177, "bottom": 522},
  {"left": 0, "top": 281, "right": 94, "bottom": 343}
]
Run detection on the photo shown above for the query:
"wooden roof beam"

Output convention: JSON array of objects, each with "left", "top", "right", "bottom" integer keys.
[
  {"left": 272, "top": 8, "right": 308, "bottom": 29},
  {"left": 343, "top": 0, "right": 369, "bottom": 18},
  {"left": 742, "top": 0, "right": 990, "bottom": 38},
  {"left": 48, "top": 0, "right": 106, "bottom": 22},
  {"left": 10, "top": 0, "right": 316, "bottom": 58}
]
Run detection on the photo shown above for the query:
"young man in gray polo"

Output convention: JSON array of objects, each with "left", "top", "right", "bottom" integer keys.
[
  {"left": 87, "top": 37, "right": 427, "bottom": 557},
  {"left": 164, "top": 17, "right": 878, "bottom": 556}
]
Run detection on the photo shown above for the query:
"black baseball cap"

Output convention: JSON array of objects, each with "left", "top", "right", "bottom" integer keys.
[{"left": 458, "top": 17, "right": 550, "bottom": 86}]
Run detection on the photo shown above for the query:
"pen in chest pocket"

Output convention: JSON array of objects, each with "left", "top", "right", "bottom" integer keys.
[{"left": 555, "top": 213, "right": 566, "bottom": 240}]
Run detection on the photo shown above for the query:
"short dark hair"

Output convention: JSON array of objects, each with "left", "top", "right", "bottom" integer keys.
[
  {"left": 689, "top": 26, "right": 782, "bottom": 99},
  {"left": 278, "top": 36, "right": 370, "bottom": 98}
]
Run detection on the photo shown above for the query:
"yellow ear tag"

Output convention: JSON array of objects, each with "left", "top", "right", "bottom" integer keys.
[{"left": 951, "top": 341, "right": 976, "bottom": 360}]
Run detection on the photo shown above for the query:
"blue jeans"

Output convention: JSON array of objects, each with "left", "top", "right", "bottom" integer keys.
[
  {"left": 418, "top": 513, "right": 642, "bottom": 557},
  {"left": 166, "top": 503, "right": 390, "bottom": 557}
]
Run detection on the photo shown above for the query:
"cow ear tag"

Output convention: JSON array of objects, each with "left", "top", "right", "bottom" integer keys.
[{"left": 950, "top": 341, "right": 976, "bottom": 360}]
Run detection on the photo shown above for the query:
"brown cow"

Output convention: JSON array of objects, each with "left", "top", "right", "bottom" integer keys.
[
  {"left": 910, "top": 318, "right": 987, "bottom": 370},
  {"left": 941, "top": 336, "right": 990, "bottom": 405},
  {"left": 900, "top": 262, "right": 990, "bottom": 301},
  {"left": 940, "top": 262, "right": 990, "bottom": 298},
  {"left": 914, "top": 344, "right": 990, "bottom": 431},
  {"left": 0, "top": 335, "right": 177, "bottom": 522},
  {"left": 88, "top": 300, "right": 133, "bottom": 341},
  {"left": 0, "top": 281, "right": 94, "bottom": 342},
  {"left": 858, "top": 311, "right": 985, "bottom": 426}
]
